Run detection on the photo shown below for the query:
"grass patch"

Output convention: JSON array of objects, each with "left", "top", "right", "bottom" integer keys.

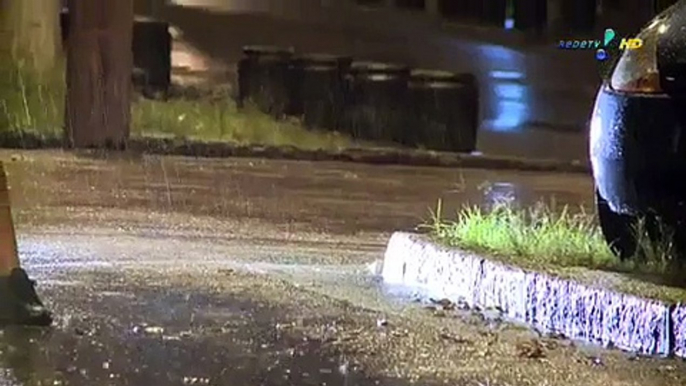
[
  {"left": 132, "top": 94, "right": 352, "bottom": 151},
  {"left": 0, "top": 59, "right": 354, "bottom": 151},
  {"left": 424, "top": 199, "right": 618, "bottom": 270},
  {"left": 0, "top": 59, "right": 65, "bottom": 139},
  {"left": 422, "top": 199, "right": 686, "bottom": 301}
]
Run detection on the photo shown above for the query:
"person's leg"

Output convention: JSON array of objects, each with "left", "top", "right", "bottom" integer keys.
[
  {"left": 0, "top": 163, "right": 20, "bottom": 276},
  {"left": 0, "top": 162, "right": 52, "bottom": 326}
]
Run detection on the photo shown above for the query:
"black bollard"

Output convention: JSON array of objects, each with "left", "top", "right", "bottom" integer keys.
[
  {"left": 395, "top": 0, "right": 426, "bottom": 11},
  {"left": 60, "top": 12, "right": 171, "bottom": 96},
  {"left": 355, "top": 0, "right": 386, "bottom": 8},
  {"left": 561, "top": 0, "right": 596, "bottom": 33},
  {"left": 289, "top": 54, "right": 353, "bottom": 131},
  {"left": 480, "top": 0, "right": 507, "bottom": 27},
  {"left": 60, "top": 11, "right": 172, "bottom": 95},
  {"left": 132, "top": 18, "right": 172, "bottom": 96},
  {"left": 342, "top": 62, "right": 410, "bottom": 143},
  {"left": 513, "top": 0, "right": 547, "bottom": 32},
  {"left": 438, "top": 0, "right": 480, "bottom": 20},
  {"left": 60, "top": 10, "right": 69, "bottom": 45},
  {"left": 407, "top": 70, "right": 479, "bottom": 153},
  {"left": 238, "top": 45, "right": 295, "bottom": 118}
]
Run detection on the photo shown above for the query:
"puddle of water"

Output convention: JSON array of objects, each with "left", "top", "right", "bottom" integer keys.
[
  {"left": 0, "top": 277, "right": 410, "bottom": 386},
  {"left": 29, "top": 262, "right": 114, "bottom": 270},
  {"left": 38, "top": 279, "right": 85, "bottom": 287}
]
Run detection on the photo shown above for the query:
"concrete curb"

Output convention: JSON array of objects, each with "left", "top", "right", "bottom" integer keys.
[
  {"left": 381, "top": 232, "right": 686, "bottom": 358},
  {"left": 0, "top": 133, "right": 590, "bottom": 174}
]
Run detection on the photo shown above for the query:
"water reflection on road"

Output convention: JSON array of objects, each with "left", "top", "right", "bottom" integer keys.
[
  {"left": 469, "top": 45, "right": 529, "bottom": 132},
  {"left": 0, "top": 269, "right": 394, "bottom": 386}
]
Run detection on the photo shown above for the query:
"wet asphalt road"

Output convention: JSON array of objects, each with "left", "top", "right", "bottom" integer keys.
[
  {"left": 151, "top": 0, "right": 598, "bottom": 162},
  {"left": 14, "top": 230, "right": 686, "bottom": 386},
  {"left": 3, "top": 150, "right": 686, "bottom": 385},
  {"left": 6, "top": 151, "right": 594, "bottom": 234}
]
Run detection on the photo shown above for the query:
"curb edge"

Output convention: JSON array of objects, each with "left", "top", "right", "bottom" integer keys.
[{"left": 381, "top": 232, "right": 685, "bottom": 358}]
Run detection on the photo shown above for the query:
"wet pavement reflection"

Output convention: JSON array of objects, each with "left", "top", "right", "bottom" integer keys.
[
  {"left": 3, "top": 232, "right": 685, "bottom": 386},
  {"left": 0, "top": 273, "right": 385, "bottom": 385},
  {"left": 4, "top": 232, "right": 511, "bottom": 386}
]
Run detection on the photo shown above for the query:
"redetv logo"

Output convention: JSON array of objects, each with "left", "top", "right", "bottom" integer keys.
[{"left": 558, "top": 28, "right": 643, "bottom": 61}]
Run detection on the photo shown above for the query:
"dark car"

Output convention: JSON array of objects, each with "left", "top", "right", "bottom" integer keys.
[{"left": 591, "top": 0, "right": 686, "bottom": 261}]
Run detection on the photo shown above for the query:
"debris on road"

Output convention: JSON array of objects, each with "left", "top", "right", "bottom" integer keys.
[
  {"left": 144, "top": 326, "right": 165, "bottom": 334},
  {"left": 132, "top": 324, "right": 165, "bottom": 335},
  {"left": 516, "top": 339, "right": 546, "bottom": 359},
  {"left": 430, "top": 298, "right": 456, "bottom": 311},
  {"left": 182, "top": 376, "right": 211, "bottom": 385},
  {"left": 439, "top": 331, "right": 471, "bottom": 345}
]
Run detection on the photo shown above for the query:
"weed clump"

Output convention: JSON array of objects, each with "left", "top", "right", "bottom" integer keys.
[{"left": 424, "top": 198, "right": 681, "bottom": 278}]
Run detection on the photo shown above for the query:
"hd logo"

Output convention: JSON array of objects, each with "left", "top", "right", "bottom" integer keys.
[{"left": 619, "top": 38, "right": 644, "bottom": 50}]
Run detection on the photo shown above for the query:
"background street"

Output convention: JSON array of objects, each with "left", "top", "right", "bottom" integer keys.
[{"left": 153, "top": 0, "right": 599, "bottom": 162}]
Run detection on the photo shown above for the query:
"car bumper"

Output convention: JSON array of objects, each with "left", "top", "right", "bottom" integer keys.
[{"left": 590, "top": 85, "right": 686, "bottom": 218}]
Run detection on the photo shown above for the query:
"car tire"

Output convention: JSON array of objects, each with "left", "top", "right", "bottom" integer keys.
[{"left": 596, "top": 189, "right": 639, "bottom": 260}]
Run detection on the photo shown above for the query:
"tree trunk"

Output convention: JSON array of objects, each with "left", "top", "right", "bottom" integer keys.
[
  {"left": 1, "top": 0, "right": 61, "bottom": 75},
  {"left": 65, "top": 0, "right": 133, "bottom": 148}
]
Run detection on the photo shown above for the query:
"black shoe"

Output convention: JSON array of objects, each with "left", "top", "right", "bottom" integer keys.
[{"left": 0, "top": 268, "right": 52, "bottom": 327}]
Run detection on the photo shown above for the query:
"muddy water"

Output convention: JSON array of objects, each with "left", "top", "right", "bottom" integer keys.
[{"left": 3, "top": 151, "right": 594, "bottom": 235}]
